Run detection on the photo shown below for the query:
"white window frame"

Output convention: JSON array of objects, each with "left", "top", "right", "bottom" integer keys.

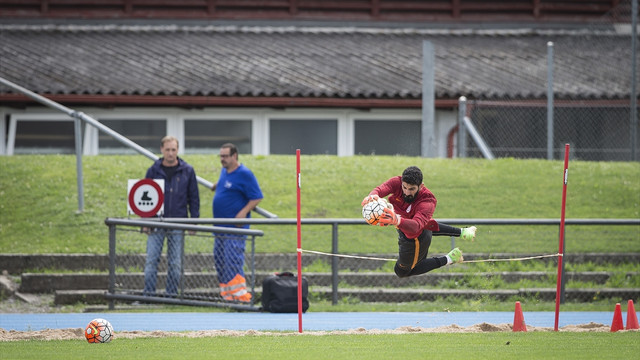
[
  {"left": 7, "top": 112, "right": 79, "bottom": 155},
  {"left": 2, "top": 106, "right": 455, "bottom": 157},
  {"left": 91, "top": 108, "right": 172, "bottom": 156},
  {"left": 0, "top": 107, "right": 6, "bottom": 155},
  {"left": 180, "top": 108, "right": 263, "bottom": 155}
]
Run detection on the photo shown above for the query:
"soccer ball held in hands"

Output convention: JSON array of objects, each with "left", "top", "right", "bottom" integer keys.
[{"left": 362, "top": 197, "right": 392, "bottom": 225}]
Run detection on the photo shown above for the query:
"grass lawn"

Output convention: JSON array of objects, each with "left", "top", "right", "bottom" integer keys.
[
  {"left": 0, "top": 154, "right": 638, "bottom": 312},
  {"left": 1, "top": 154, "right": 638, "bottom": 254},
  {"left": 0, "top": 332, "right": 638, "bottom": 359}
]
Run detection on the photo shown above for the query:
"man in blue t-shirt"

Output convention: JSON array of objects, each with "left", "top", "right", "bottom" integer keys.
[{"left": 211, "top": 143, "right": 263, "bottom": 302}]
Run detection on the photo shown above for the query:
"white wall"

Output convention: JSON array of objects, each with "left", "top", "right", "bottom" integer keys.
[{"left": 1, "top": 106, "right": 458, "bottom": 157}]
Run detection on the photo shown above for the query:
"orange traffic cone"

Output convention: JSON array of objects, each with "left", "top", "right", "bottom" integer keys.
[
  {"left": 512, "top": 301, "right": 527, "bottom": 332},
  {"left": 611, "top": 303, "right": 624, "bottom": 332},
  {"left": 626, "top": 299, "right": 639, "bottom": 330}
]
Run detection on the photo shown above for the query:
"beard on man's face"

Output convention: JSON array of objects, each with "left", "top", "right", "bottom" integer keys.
[{"left": 402, "top": 193, "right": 416, "bottom": 203}]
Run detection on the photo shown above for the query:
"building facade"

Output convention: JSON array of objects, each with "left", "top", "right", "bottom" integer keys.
[{"left": 0, "top": 1, "right": 637, "bottom": 160}]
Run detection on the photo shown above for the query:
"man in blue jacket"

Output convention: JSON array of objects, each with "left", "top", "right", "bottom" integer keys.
[{"left": 143, "top": 136, "right": 200, "bottom": 296}]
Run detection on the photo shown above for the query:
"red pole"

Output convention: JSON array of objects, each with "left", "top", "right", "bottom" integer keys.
[
  {"left": 296, "top": 149, "right": 303, "bottom": 333},
  {"left": 554, "top": 144, "right": 570, "bottom": 331}
]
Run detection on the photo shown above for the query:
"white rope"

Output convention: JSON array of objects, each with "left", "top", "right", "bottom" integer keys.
[
  {"left": 299, "top": 249, "right": 396, "bottom": 262},
  {"left": 299, "top": 248, "right": 561, "bottom": 264},
  {"left": 461, "top": 253, "right": 561, "bottom": 263}
]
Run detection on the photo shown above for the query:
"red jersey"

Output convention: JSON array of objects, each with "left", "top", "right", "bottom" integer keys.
[{"left": 371, "top": 175, "right": 439, "bottom": 239}]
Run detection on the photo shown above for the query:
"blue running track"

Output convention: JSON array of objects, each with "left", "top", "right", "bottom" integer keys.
[{"left": 0, "top": 312, "right": 625, "bottom": 332}]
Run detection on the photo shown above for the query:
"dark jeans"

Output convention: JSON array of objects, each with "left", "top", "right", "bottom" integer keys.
[{"left": 144, "top": 229, "right": 183, "bottom": 295}]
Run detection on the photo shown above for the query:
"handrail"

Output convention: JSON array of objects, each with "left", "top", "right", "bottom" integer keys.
[
  {"left": 104, "top": 217, "right": 264, "bottom": 236},
  {"left": 462, "top": 116, "right": 495, "bottom": 160},
  {"left": 106, "top": 216, "right": 638, "bottom": 307}
]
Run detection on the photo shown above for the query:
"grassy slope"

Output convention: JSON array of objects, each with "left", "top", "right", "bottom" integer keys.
[{"left": 0, "top": 155, "right": 638, "bottom": 254}]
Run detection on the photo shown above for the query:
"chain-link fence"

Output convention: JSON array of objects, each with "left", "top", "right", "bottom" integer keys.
[
  {"left": 4, "top": 218, "right": 638, "bottom": 308},
  {"left": 459, "top": 0, "right": 638, "bottom": 161},
  {"left": 104, "top": 218, "right": 263, "bottom": 311},
  {"left": 464, "top": 101, "right": 635, "bottom": 161},
  {"left": 102, "top": 218, "right": 639, "bottom": 308},
  {"left": 300, "top": 220, "right": 640, "bottom": 306}
]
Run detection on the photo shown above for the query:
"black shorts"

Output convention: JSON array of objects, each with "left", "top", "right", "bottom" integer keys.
[{"left": 396, "top": 228, "right": 432, "bottom": 271}]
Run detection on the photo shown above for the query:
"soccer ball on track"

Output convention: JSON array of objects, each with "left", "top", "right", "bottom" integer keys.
[
  {"left": 362, "top": 197, "right": 391, "bottom": 225},
  {"left": 85, "top": 318, "right": 114, "bottom": 343}
]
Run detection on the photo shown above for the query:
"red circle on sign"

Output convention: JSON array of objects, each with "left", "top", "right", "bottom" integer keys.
[{"left": 128, "top": 179, "right": 164, "bottom": 217}]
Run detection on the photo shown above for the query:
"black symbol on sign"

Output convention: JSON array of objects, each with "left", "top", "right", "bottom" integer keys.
[{"left": 138, "top": 191, "right": 155, "bottom": 206}]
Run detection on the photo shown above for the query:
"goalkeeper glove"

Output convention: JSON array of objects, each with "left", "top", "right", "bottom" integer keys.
[
  {"left": 361, "top": 194, "right": 380, "bottom": 206},
  {"left": 378, "top": 207, "right": 402, "bottom": 227}
]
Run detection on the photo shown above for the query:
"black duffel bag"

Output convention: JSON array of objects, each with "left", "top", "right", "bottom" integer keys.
[{"left": 261, "top": 272, "right": 309, "bottom": 313}]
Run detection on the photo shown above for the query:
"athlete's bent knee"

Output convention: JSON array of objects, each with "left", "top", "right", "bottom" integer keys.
[{"left": 394, "top": 262, "right": 411, "bottom": 278}]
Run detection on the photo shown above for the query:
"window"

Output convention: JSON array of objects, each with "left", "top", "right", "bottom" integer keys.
[
  {"left": 355, "top": 120, "right": 421, "bottom": 156},
  {"left": 13, "top": 120, "right": 76, "bottom": 154},
  {"left": 270, "top": 119, "right": 337, "bottom": 155},
  {"left": 99, "top": 119, "right": 166, "bottom": 154},
  {"left": 184, "top": 120, "right": 251, "bottom": 154}
]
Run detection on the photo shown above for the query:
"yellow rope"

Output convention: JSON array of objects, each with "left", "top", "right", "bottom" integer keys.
[
  {"left": 298, "top": 248, "right": 395, "bottom": 261},
  {"left": 461, "top": 253, "right": 561, "bottom": 263}
]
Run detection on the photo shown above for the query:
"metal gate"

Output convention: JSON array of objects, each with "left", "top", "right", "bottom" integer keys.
[{"left": 104, "top": 217, "right": 263, "bottom": 311}]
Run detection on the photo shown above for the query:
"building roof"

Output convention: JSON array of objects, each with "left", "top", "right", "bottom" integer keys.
[
  {"left": 0, "top": 0, "right": 622, "bottom": 24},
  {"left": 0, "top": 24, "right": 633, "bottom": 107}
]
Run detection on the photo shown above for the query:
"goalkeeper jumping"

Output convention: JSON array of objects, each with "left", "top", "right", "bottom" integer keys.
[{"left": 362, "top": 166, "right": 476, "bottom": 278}]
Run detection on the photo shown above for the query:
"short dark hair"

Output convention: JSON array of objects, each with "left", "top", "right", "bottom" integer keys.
[
  {"left": 221, "top": 143, "right": 238, "bottom": 157},
  {"left": 402, "top": 166, "right": 423, "bottom": 185}
]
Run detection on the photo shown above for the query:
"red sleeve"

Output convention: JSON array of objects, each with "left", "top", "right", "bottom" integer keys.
[
  {"left": 371, "top": 177, "right": 440, "bottom": 236},
  {"left": 396, "top": 196, "right": 439, "bottom": 235},
  {"left": 370, "top": 176, "right": 401, "bottom": 198}
]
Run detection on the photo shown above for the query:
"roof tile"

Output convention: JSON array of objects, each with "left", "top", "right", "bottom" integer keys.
[{"left": 0, "top": 25, "right": 633, "bottom": 101}]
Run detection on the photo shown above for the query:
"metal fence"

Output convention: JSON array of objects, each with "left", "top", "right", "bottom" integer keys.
[
  {"left": 458, "top": 1, "right": 639, "bottom": 161},
  {"left": 103, "top": 217, "right": 640, "bottom": 309},
  {"left": 461, "top": 99, "right": 638, "bottom": 161},
  {"left": 104, "top": 218, "right": 264, "bottom": 311}
]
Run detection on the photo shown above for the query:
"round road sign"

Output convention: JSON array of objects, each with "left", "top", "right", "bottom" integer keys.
[{"left": 128, "top": 178, "right": 164, "bottom": 217}]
